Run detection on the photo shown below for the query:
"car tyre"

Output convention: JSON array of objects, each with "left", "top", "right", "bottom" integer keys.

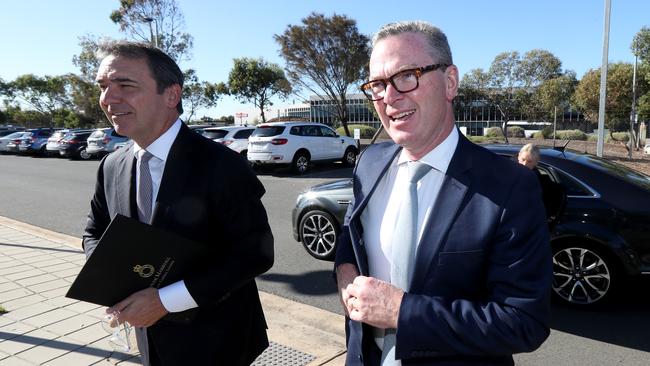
[
  {"left": 79, "top": 148, "right": 92, "bottom": 160},
  {"left": 342, "top": 147, "right": 358, "bottom": 167},
  {"left": 551, "top": 242, "right": 618, "bottom": 307},
  {"left": 299, "top": 210, "right": 338, "bottom": 260},
  {"left": 292, "top": 151, "right": 310, "bottom": 175}
]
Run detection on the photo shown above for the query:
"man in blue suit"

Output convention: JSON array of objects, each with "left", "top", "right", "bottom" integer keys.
[{"left": 335, "top": 21, "right": 552, "bottom": 365}]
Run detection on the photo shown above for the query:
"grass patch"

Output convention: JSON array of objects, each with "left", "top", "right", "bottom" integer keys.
[{"left": 0, "top": 305, "right": 7, "bottom": 314}]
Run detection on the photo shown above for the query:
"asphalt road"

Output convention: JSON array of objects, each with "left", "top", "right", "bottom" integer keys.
[{"left": 1, "top": 153, "right": 649, "bottom": 364}]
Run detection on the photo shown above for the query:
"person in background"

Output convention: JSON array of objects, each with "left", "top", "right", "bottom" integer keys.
[
  {"left": 518, "top": 143, "right": 567, "bottom": 230},
  {"left": 335, "top": 21, "right": 552, "bottom": 365}
]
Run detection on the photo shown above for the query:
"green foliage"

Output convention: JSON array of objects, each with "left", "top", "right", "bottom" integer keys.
[
  {"left": 182, "top": 69, "right": 222, "bottom": 123},
  {"left": 109, "top": 0, "right": 193, "bottom": 62},
  {"left": 5, "top": 74, "right": 72, "bottom": 127},
  {"left": 0, "top": 305, "right": 6, "bottom": 314},
  {"left": 484, "top": 127, "right": 503, "bottom": 138},
  {"left": 335, "top": 124, "right": 377, "bottom": 138},
  {"left": 632, "top": 26, "right": 650, "bottom": 63},
  {"left": 275, "top": 12, "right": 369, "bottom": 136},
  {"left": 484, "top": 126, "right": 524, "bottom": 138},
  {"left": 226, "top": 58, "right": 291, "bottom": 123},
  {"left": 573, "top": 63, "right": 648, "bottom": 130},
  {"left": 554, "top": 129, "right": 587, "bottom": 140}
]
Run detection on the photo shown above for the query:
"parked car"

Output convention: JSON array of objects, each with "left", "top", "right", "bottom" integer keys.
[
  {"left": 0, "top": 131, "right": 27, "bottom": 153},
  {"left": 17, "top": 128, "right": 54, "bottom": 155},
  {"left": 248, "top": 122, "right": 358, "bottom": 174},
  {"left": 201, "top": 126, "right": 255, "bottom": 157},
  {"left": 58, "top": 130, "right": 94, "bottom": 159},
  {"left": 292, "top": 144, "right": 650, "bottom": 307},
  {"left": 86, "top": 128, "right": 129, "bottom": 158},
  {"left": 45, "top": 129, "right": 70, "bottom": 156}
]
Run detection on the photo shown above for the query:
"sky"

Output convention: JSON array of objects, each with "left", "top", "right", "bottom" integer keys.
[{"left": 1, "top": 0, "right": 648, "bottom": 123}]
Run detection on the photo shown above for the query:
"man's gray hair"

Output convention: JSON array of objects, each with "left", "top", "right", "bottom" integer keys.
[{"left": 372, "top": 20, "right": 453, "bottom": 65}]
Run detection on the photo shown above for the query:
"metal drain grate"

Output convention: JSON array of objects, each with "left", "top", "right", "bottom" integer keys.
[{"left": 252, "top": 341, "right": 316, "bottom": 366}]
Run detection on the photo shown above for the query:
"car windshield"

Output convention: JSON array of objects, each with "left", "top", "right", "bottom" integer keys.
[
  {"left": 576, "top": 154, "right": 650, "bottom": 190},
  {"left": 202, "top": 129, "right": 228, "bottom": 139},
  {"left": 252, "top": 126, "right": 285, "bottom": 137}
]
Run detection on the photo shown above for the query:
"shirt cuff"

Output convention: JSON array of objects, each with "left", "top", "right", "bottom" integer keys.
[{"left": 158, "top": 280, "right": 198, "bottom": 312}]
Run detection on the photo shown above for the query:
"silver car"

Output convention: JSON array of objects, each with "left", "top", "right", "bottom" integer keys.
[
  {"left": 0, "top": 132, "right": 27, "bottom": 153},
  {"left": 86, "top": 128, "right": 129, "bottom": 157},
  {"left": 45, "top": 129, "right": 70, "bottom": 156}
]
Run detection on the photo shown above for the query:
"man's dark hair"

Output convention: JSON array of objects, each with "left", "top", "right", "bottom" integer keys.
[{"left": 98, "top": 41, "right": 184, "bottom": 114}]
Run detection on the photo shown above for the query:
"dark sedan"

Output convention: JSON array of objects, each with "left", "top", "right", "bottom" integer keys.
[
  {"left": 292, "top": 144, "right": 650, "bottom": 307},
  {"left": 58, "top": 130, "right": 94, "bottom": 159}
]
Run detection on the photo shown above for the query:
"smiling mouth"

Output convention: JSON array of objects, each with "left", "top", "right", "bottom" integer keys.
[
  {"left": 389, "top": 110, "right": 415, "bottom": 121},
  {"left": 111, "top": 112, "right": 131, "bottom": 117}
]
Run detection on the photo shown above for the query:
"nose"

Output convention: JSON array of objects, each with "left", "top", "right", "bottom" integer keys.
[
  {"left": 381, "top": 82, "right": 403, "bottom": 105},
  {"left": 100, "top": 85, "right": 120, "bottom": 106}
]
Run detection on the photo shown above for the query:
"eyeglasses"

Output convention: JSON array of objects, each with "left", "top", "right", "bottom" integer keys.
[
  {"left": 360, "top": 63, "right": 450, "bottom": 101},
  {"left": 101, "top": 313, "right": 133, "bottom": 353}
]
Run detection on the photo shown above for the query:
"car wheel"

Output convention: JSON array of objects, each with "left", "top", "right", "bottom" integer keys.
[
  {"left": 79, "top": 148, "right": 92, "bottom": 160},
  {"left": 342, "top": 147, "right": 358, "bottom": 167},
  {"left": 292, "top": 152, "right": 310, "bottom": 174},
  {"left": 552, "top": 243, "right": 617, "bottom": 306},
  {"left": 300, "top": 210, "right": 338, "bottom": 260}
]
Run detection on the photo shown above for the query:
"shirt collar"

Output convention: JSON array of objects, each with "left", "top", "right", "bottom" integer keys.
[
  {"left": 133, "top": 119, "right": 182, "bottom": 162},
  {"left": 397, "top": 127, "right": 459, "bottom": 174}
]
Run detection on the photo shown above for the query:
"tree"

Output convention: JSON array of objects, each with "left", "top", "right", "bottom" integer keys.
[
  {"left": 460, "top": 50, "right": 565, "bottom": 142},
  {"left": 182, "top": 69, "right": 223, "bottom": 123},
  {"left": 226, "top": 58, "right": 291, "bottom": 123},
  {"left": 532, "top": 71, "right": 577, "bottom": 123},
  {"left": 275, "top": 12, "right": 369, "bottom": 136},
  {"left": 110, "top": 0, "right": 193, "bottom": 62},
  {"left": 6, "top": 74, "right": 71, "bottom": 127},
  {"left": 573, "top": 63, "right": 648, "bottom": 132},
  {"left": 632, "top": 26, "right": 650, "bottom": 63}
]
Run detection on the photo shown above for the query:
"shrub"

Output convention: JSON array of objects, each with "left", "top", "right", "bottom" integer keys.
[
  {"left": 532, "top": 131, "right": 546, "bottom": 139},
  {"left": 555, "top": 130, "right": 587, "bottom": 140},
  {"left": 608, "top": 132, "right": 630, "bottom": 142},
  {"left": 335, "top": 124, "right": 378, "bottom": 139},
  {"left": 484, "top": 127, "right": 503, "bottom": 138},
  {"left": 506, "top": 126, "right": 525, "bottom": 138}
]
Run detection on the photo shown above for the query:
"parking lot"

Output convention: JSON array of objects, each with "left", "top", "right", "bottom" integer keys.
[{"left": 1, "top": 153, "right": 650, "bottom": 364}]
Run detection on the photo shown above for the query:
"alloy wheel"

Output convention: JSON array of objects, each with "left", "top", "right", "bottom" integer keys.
[
  {"left": 552, "top": 246, "right": 612, "bottom": 305},
  {"left": 301, "top": 211, "right": 337, "bottom": 260}
]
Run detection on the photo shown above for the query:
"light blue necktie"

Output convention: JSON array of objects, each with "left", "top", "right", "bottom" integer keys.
[
  {"left": 381, "top": 161, "right": 432, "bottom": 366},
  {"left": 136, "top": 150, "right": 154, "bottom": 224}
]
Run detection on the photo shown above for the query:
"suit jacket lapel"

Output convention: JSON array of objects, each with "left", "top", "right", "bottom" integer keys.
[{"left": 410, "top": 135, "right": 472, "bottom": 291}]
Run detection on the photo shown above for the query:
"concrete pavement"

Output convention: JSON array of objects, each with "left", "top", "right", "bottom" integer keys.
[{"left": 0, "top": 215, "right": 346, "bottom": 365}]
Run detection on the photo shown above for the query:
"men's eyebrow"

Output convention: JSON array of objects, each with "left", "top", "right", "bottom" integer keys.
[{"left": 369, "top": 64, "right": 420, "bottom": 80}]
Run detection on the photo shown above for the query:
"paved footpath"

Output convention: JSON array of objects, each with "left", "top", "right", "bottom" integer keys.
[{"left": 0, "top": 216, "right": 346, "bottom": 366}]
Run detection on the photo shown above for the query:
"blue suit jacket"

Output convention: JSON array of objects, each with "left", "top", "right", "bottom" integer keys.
[{"left": 335, "top": 134, "right": 552, "bottom": 365}]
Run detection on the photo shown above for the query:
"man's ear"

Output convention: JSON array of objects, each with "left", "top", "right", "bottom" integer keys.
[
  {"left": 445, "top": 65, "right": 459, "bottom": 102},
  {"left": 165, "top": 84, "right": 182, "bottom": 109}
]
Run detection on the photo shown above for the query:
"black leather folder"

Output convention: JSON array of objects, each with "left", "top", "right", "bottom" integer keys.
[{"left": 66, "top": 214, "right": 205, "bottom": 314}]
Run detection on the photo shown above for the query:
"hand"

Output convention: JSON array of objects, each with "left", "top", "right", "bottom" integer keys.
[
  {"left": 336, "top": 263, "right": 360, "bottom": 316},
  {"left": 107, "top": 287, "right": 169, "bottom": 327},
  {"left": 345, "top": 276, "right": 404, "bottom": 329}
]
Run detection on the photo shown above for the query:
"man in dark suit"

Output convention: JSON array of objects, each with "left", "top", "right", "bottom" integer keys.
[
  {"left": 335, "top": 21, "right": 552, "bottom": 365},
  {"left": 84, "top": 41, "right": 273, "bottom": 365}
]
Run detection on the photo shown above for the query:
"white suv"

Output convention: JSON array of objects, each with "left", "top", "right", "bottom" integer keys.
[
  {"left": 201, "top": 126, "right": 255, "bottom": 158},
  {"left": 247, "top": 122, "right": 358, "bottom": 174}
]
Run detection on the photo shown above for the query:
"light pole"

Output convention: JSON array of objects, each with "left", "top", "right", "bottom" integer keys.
[
  {"left": 629, "top": 42, "right": 639, "bottom": 155},
  {"left": 142, "top": 17, "right": 157, "bottom": 47}
]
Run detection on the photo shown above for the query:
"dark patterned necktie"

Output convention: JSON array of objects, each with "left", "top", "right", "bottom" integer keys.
[{"left": 136, "top": 150, "right": 154, "bottom": 224}]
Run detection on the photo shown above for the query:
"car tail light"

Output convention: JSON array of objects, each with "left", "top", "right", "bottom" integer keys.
[
  {"left": 271, "top": 138, "right": 288, "bottom": 145},
  {"left": 220, "top": 141, "right": 233, "bottom": 146},
  {"left": 65, "top": 139, "right": 78, "bottom": 144},
  {"left": 103, "top": 137, "right": 111, "bottom": 144},
  {"left": 12, "top": 139, "right": 21, "bottom": 144},
  {"left": 31, "top": 137, "right": 37, "bottom": 143}
]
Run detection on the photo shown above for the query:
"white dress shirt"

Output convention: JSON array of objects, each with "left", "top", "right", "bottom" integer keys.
[
  {"left": 361, "top": 127, "right": 459, "bottom": 352},
  {"left": 133, "top": 119, "right": 198, "bottom": 313}
]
